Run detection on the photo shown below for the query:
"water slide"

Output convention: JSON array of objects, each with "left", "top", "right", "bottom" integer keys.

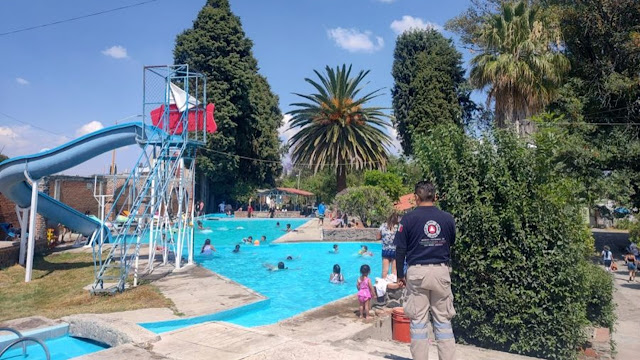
[{"left": 0, "top": 122, "right": 161, "bottom": 237}]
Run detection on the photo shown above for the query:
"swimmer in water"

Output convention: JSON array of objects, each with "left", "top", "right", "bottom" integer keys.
[
  {"left": 358, "top": 245, "right": 373, "bottom": 257},
  {"left": 232, "top": 244, "right": 240, "bottom": 253},
  {"left": 331, "top": 244, "right": 339, "bottom": 253},
  {"left": 264, "top": 262, "right": 287, "bottom": 271},
  {"left": 200, "top": 239, "right": 216, "bottom": 255}
]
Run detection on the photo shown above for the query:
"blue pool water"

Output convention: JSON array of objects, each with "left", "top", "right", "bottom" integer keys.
[
  {"left": 141, "top": 218, "right": 381, "bottom": 332},
  {"left": 0, "top": 335, "right": 108, "bottom": 360}
]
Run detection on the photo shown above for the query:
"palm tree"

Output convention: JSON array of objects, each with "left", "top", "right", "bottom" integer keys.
[
  {"left": 470, "top": 1, "right": 569, "bottom": 136},
  {"left": 287, "top": 65, "right": 392, "bottom": 192}
]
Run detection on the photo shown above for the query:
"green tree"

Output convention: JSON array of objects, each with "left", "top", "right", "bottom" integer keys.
[
  {"left": 391, "top": 29, "right": 468, "bottom": 155},
  {"left": 363, "top": 170, "right": 403, "bottom": 201},
  {"left": 334, "top": 186, "right": 393, "bottom": 227},
  {"left": 287, "top": 65, "right": 392, "bottom": 192},
  {"left": 414, "top": 124, "right": 613, "bottom": 359},
  {"left": 469, "top": 1, "right": 569, "bottom": 135},
  {"left": 173, "top": 0, "right": 283, "bottom": 204},
  {"left": 545, "top": 0, "right": 640, "bottom": 206}
]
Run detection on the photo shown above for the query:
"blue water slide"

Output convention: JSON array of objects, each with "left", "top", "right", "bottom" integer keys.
[{"left": 0, "top": 123, "right": 162, "bottom": 237}]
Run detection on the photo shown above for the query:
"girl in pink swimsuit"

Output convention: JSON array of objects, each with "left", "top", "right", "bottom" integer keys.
[{"left": 356, "top": 264, "right": 376, "bottom": 319}]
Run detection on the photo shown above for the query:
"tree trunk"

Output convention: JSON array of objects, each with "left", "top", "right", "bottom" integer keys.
[{"left": 336, "top": 164, "right": 347, "bottom": 192}]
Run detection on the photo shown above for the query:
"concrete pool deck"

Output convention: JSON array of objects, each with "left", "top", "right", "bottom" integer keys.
[
  {"left": 78, "top": 296, "right": 542, "bottom": 360},
  {"left": 273, "top": 218, "right": 323, "bottom": 242}
]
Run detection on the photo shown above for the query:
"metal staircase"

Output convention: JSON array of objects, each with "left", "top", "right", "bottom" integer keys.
[
  {"left": 91, "top": 65, "right": 207, "bottom": 294},
  {"left": 91, "top": 140, "right": 190, "bottom": 293}
]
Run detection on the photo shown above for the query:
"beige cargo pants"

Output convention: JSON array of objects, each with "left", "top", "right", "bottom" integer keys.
[{"left": 403, "top": 264, "right": 456, "bottom": 360}]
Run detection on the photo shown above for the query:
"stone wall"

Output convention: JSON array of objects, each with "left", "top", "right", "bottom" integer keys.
[
  {"left": 0, "top": 240, "right": 48, "bottom": 268},
  {"left": 322, "top": 228, "right": 379, "bottom": 242}
]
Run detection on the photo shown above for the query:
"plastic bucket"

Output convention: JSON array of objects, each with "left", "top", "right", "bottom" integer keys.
[{"left": 391, "top": 307, "right": 411, "bottom": 343}]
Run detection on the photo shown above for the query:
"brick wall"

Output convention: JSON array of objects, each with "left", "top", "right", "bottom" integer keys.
[
  {"left": 0, "top": 193, "right": 19, "bottom": 227},
  {"left": 0, "top": 192, "right": 46, "bottom": 240},
  {"left": 47, "top": 177, "right": 100, "bottom": 216}
]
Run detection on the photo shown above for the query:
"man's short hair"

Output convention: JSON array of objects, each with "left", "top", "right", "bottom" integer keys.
[{"left": 415, "top": 181, "right": 436, "bottom": 202}]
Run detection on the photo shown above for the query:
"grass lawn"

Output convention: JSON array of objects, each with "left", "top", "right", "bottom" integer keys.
[{"left": 0, "top": 251, "right": 174, "bottom": 322}]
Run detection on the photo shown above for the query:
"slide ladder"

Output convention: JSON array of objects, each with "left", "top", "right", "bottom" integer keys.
[{"left": 91, "top": 138, "right": 192, "bottom": 294}]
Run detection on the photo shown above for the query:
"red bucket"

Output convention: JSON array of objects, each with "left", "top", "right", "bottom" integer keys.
[{"left": 392, "top": 307, "right": 411, "bottom": 343}]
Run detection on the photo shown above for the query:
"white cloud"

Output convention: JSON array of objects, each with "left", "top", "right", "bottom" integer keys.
[
  {"left": 279, "top": 114, "right": 296, "bottom": 167},
  {"left": 75, "top": 121, "right": 104, "bottom": 137},
  {"left": 327, "top": 27, "right": 384, "bottom": 53},
  {"left": 387, "top": 126, "right": 403, "bottom": 155},
  {"left": 0, "top": 125, "right": 68, "bottom": 159},
  {"left": 101, "top": 45, "right": 128, "bottom": 59},
  {"left": 15, "top": 77, "right": 29, "bottom": 85},
  {"left": 390, "top": 15, "right": 441, "bottom": 35},
  {"left": 278, "top": 114, "right": 296, "bottom": 144}
]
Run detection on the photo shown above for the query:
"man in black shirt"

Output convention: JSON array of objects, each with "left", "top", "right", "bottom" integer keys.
[{"left": 395, "top": 181, "right": 456, "bottom": 360}]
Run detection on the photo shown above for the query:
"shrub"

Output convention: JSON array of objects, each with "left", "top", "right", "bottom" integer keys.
[
  {"left": 413, "top": 124, "right": 612, "bottom": 360},
  {"left": 583, "top": 263, "right": 616, "bottom": 329},
  {"left": 334, "top": 186, "right": 394, "bottom": 227},
  {"left": 628, "top": 221, "right": 640, "bottom": 243}
]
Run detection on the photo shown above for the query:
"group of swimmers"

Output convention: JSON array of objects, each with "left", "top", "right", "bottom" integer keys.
[
  {"left": 241, "top": 235, "right": 266, "bottom": 246},
  {"left": 200, "top": 235, "right": 267, "bottom": 255}
]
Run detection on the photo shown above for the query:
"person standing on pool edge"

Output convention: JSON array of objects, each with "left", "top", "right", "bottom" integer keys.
[{"left": 395, "top": 181, "right": 456, "bottom": 360}]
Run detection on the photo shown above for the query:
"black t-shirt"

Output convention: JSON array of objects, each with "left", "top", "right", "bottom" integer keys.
[{"left": 394, "top": 206, "right": 456, "bottom": 266}]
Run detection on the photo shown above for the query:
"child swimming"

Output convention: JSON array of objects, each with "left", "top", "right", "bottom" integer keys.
[
  {"left": 264, "top": 262, "right": 287, "bottom": 271},
  {"left": 330, "top": 264, "right": 344, "bottom": 284},
  {"left": 358, "top": 245, "right": 373, "bottom": 257},
  {"left": 200, "top": 239, "right": 216, "bottom": 255},
  {"left": 232, "top": 244, "right": 240, "bottom": 253},
  {"left": 330, "top": 244, "right": 339, "bottom": 253},
  {"left": 356, "top": 264, "right": 375, "bottom": 319}
]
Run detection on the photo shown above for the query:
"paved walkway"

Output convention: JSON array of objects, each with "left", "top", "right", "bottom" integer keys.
[
  {"left": 592, "top": 230, "right": 640, "bottom": 359},
  {"left": 610, "top": 261, "right": 640, "bottom": 359}
]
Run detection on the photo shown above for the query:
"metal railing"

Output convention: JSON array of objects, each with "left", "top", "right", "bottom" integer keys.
[
  {"left": 0, "top": 335, "right": 50, "bottom": 360},
  {"left": 0, "top": 327, "right": 25, "bottom": 356}
]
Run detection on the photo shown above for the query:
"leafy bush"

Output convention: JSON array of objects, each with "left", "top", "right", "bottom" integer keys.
[
  {"left": 334, "top": 186, "right": 393, "bottom": 227},
  {"left": 614, "top": 218, "right": 633, "bottom": 230},
  {"left": 583, "top": 264, "right": 616, "bottom": 329},
  {"left": 414, "top": 124, "right": 612, "bottom": 360},
  {"left": 364, "top": 170, "right": 404, "bottom": 201},
  {"left": 628, "top": 221, "right": 640, "bottom": 243}
]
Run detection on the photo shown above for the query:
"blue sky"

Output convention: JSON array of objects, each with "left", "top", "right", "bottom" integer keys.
[{"left": 0, "top": 0, "right": 475, "bottom": 175}]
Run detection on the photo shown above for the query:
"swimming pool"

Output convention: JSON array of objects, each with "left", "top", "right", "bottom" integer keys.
[
  {"left": 141, "top": 218, "right": 382, "bottom": 332},
  {"left": 0, "top": 335, "right": 108, "bottom": 360}
]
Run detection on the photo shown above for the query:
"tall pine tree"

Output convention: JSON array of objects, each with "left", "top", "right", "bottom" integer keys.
[
  {"left": 173, "top": 0, "right": 283, "bottom": 207},
  {"left": 391, "top": 29, "right": 467, "bottom": 156}
]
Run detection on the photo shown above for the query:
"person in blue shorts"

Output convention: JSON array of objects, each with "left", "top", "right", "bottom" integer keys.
[
  {"left": 378, "top": 211, "right": 399, "bottom": 280},
  {"left": 624, "top": 251, "right": 637, "bottom": 282}
]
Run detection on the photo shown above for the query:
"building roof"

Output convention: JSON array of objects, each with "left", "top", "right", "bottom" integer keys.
[
  {"left": 394, "top": 193, "right": 416, "bottom": 211},
  {"left": 257, "top": 187, "right": 315, "bottom": 197},
  {"left": 276, "top": 187, "right": 314, "bottom": 197}
]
